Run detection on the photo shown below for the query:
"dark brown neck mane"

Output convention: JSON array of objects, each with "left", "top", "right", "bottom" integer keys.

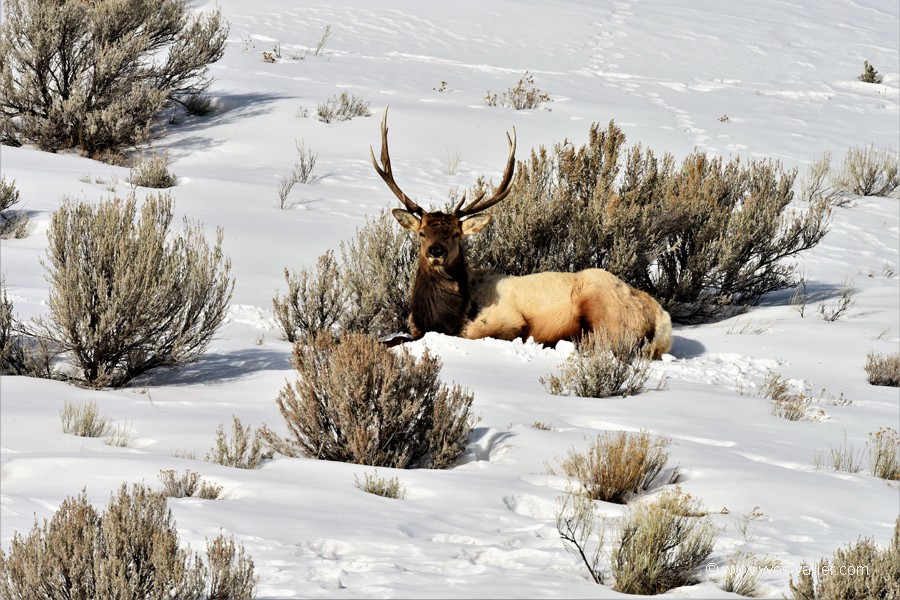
[{"left": 409, "top": 252, "right": 469, "bottom": 337}]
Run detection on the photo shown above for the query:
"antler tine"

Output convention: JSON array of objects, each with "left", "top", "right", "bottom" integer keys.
[
  {"left": 453, "top": 190, "right": 468, "bottom": 214},
  {"left": 370, "top": 108, "right": 424, "bottom": 216},
  {"left": 456, "top": 128, "right": 516, "bottom": 218}
]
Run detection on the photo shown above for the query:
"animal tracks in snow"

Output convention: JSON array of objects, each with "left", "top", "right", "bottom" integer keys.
[{"left": 661, "top": 352, "right": 783, "bottom": 392}]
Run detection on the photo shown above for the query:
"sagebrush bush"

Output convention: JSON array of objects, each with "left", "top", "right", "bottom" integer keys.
[
  {"left": 611, "top": 488, "right": 720, "bottom": 595},
  {"left": 273, "top": 251, "right": 345, "bottom": 343},
  {"left": 38, "top": 193, "right": 233, "bottom": 387},
  {"left": 338, "top": 209, "right": 417, "bottom": 336},
  {"left": 260, "top": 331, "right": 475, "bottom": 469},
  {"left": 0, "top": 176, "right": 28, "bottom": 238},
  {"left": 466, "top": 121, "right": 831, "bottom": 323},
  {"left": 541, "top": 329, "right": 651, "bottom": 398},
  {"left": 158, "top": 469, "right": 223, "bottom": 499},
  {"left": 867, "top": 427, "right": 900, "bottom": 481},
  {"left": 865, "top": 352, "right": 900, "bottom": 387},
  {"left": 858, "top": 60, "right": 883, "bottom": 84},
  {"left": 205, "top": 534, "right": 257, "bottom": 600},
  {"left": 206, "top": 416, "right": 272, "bottom": 469},
  {"left": 0, "top": 484, "right": 257, "bottom": 599},
  {"left": 274, "top": 209, "right": 416, "bottom": 340},
  {"left": 789, "top": 517, "right": 899, "bottom": 600},
  {"left": 0, "top": 176, "right": 19, "bottom": 213},
  {"left": 484, "top": 71, "right": 552, "bottom": 110},
  {"left": 554, "top": 430, "right": 673, "bottom": 503},
  {"left": 129, "top": 152, "right": 177, "bottom": 188},
  {"left": 355, "top": 471, "right": 406, "bottom": 499},
  {"left": 317, "top": 91, "right": 371, "bottom": 123},
  {"left": 556, "top": 487, "right": 719, "bottom": 593},
  {"left": 0, "top": 0, "right": 228, "bottom": 157},
  {"left": 831, "top": 145, "right": 899, "bottom": 197}
]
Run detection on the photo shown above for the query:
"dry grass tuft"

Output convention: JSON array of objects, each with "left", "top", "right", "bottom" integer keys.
[
  {"left": 206, "top": 416, "right": 272, "bottom": 469},
  {"left": 758, "top": 372, "right": 824, "bottom": 421},
  {"left": 158, "top": 469, "right": 223, "bottom": 499},
  {"left": 867, "top": 427, "right": 900, "bottom": 481},
  {"left": 59, "top": 400, "right": 111, "bottom": 438},
  {"left": 553, "top": 430, "right": 674, "bottom": 503},
  {"left": 354, "top": 471, "right": 406, "bottom": 499},
  {"left": 865, "top": 352, "right": 900, "bottom": 387},
  {"left": 129, "top": 152, "right": 177, "bottom": 188}
]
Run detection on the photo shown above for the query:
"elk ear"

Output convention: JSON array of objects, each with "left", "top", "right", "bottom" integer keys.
[
  {"left": 461, "top": 213, "right": 491, "bottom": 236},
  {"left": 392, "top": 208, "right": 421, "bottom": 232}
]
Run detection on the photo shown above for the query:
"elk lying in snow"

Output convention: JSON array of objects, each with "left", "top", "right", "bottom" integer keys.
[{"left": 370, "top": 112, "right": 673, "bottom": 359}]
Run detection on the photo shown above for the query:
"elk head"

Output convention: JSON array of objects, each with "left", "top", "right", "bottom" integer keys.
[{"left": 370, "top": 110, "right": 516, "bottom": 273}]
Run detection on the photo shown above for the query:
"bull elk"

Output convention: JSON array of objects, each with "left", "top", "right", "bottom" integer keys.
[{"left": 370, "top": 111, "right": 673, "bottom": 359}]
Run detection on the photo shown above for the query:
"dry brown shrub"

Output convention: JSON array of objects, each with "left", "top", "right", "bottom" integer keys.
[
  {"left": 129, "top": 152, "right": 177, "bottom": 188},
  {"left": 554, "top": 430, "right": 674, "bottom": 503},
  {"left": 758, "top": 372, "right": 823, "bottom": 421},
  {"left": 260, "top": 331, "right": 475, "bottom": 469},
  {"left": 867, "top": 427, "right": 900, "bottom": 481},
  {"left": 484, "top": 71, "right": 552, "bottom": 110},
  {"left": 831, "top": 145, "right": 899, "bottom": 197},
  {"left": 273, "top": 251, "right": 345, "bottom": 343},
  {"left": 317, "top": 91, "right": 371, "bottom": 123},
  {"left": 355, "top": 471, "right": 406, "bottom": 499},
  {"left": 865, "top": 352, "right": 900, "bottom": 387},
  {"left": 59, "top": 399, "right": 111, "bottom": 438}
]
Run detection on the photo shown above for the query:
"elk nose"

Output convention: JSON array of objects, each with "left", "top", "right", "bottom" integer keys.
[{"left": 427, "top": 244, "right": 446, "bottom": 258}]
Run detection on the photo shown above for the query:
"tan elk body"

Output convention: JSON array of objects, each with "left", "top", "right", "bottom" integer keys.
[{"left": 371, "top": 111, "right": 672, "bottom": 359}]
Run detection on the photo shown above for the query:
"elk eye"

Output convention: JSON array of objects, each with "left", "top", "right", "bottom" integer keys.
[{"left": 419, "top": 232, "right": 425, "bottom": 238}]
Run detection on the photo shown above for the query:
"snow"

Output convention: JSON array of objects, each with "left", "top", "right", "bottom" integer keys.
[{"left": 1, "top": 0, "right": 898, "bottom": 597}]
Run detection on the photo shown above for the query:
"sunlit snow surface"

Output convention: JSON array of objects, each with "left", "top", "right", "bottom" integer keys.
[{"left": 1, "top": 0, "right": 898, "bottom": 597}]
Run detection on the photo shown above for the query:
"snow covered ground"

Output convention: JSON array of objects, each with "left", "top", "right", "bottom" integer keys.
[{"left": 1, "top": 0, "right": 898, "bottom": 597}]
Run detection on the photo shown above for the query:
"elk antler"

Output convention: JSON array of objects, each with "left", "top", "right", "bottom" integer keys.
[
  {"left": 370, "top": 109, "right": 423, "bottom": 216},
  {"left": 454, "top": 128, "right": 516, "bottom": 218}
]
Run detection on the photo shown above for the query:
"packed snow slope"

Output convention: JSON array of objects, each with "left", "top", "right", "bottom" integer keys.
[{"left": 1, "top": 0, "right": 898, "bottom": 597}]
